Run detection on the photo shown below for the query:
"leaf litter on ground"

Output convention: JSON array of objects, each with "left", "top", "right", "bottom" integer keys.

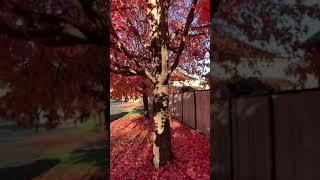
[{"left": 110, "top": 111, "right": 210, "bottom": 180}]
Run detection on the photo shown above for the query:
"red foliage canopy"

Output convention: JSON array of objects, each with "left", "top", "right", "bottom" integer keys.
[
  {"left": 0, "top": 0, "right": 108, "bottom": 127},
  {"left": 110, "top": 0, "right": 210, "bottom": 80}
]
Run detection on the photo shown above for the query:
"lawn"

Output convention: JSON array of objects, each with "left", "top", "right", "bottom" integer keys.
[
  {"left": 0, "top": 116, "right": 105, "bottom": 180},
  {"left": 110, "top": 102, "right": 210, "bottom": 180}
]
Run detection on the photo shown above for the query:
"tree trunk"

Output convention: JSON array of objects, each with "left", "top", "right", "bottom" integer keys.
[
  {"left": 93, "top": 110, "right": 102, "bottom": 127},
  {"left": 35, "top": 118, "right": 40, "bottom": 133},
  {"left": 147, "top": 0, "right": 173, "bottom": 168},
  {"left": 34, "top": 113, "right": 40, "bottom": 133},
  {"left": 152, "top": 83, "right": 174, "bottom": 168},
  {"left": 142, "top": 89, "right": 150, "bottom": 118},
  {"left": 74, "top": 118, "right": 78, "bottom": 127}
]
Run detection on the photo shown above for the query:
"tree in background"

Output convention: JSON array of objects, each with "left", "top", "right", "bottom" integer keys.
[
  {"left": 0, "top": 0, "right": 108, "bottom": 125},
  {"left": 110, "top": 74, "right": 153, "bottom": 118},
  {"left": 0, "top": 35, "right": 106, "bottom": 129}
]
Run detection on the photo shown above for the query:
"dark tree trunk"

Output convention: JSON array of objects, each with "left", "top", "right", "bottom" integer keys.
[
  {"left": 94, "top": 111, "right": 102, "bottom": 127},
  {"left": 34, "top": 113, "right": 40, "bottom": 133},
  {"left": 35, "top": 119, "right": 40, "bottom": 133},
  {"left": 142, "top": 89, "right": 150, "bottom": 118},
  {"left": 74, "top": 118, "right": 78, "bottom": 127}
]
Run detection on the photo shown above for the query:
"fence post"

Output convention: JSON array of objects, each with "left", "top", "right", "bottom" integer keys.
[
  {"left": 172, "top": 93, "right": 174, "bottom": 117},
  {"left": 173, "top": 93, "right": 176, "bottom": 117},
  {"left": 181, "top": 92, "right": 183, "bottom": 123},
  {"left": 194, "top": 90, "right": 197, "bottom": 130},
  {"left": 268, "top": 95, "right": 276, "bottom": 180}
]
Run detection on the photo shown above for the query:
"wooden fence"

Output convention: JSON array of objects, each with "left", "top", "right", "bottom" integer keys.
[
  {"left": 169, "top": 90, "right": 210, "bottom": 136},
  {"left": 213, "top": 88, "right": 320, "bottom": 180}
]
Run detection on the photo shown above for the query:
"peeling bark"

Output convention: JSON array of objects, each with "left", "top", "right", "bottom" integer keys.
[
  {"left": 147, "top": 0, "right": 174, "bottom": 168},
  {"left": 152, "top": 83, "right": 173, "bottom": 168}
]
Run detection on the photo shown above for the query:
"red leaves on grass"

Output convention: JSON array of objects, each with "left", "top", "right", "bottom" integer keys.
[{"left": 110, "top": 114, "right": 209, "bottom": 180}]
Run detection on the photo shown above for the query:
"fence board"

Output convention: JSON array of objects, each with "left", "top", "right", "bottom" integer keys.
[
  {"left": 272, "top": 91, "right": 320, "bottom": 180},
  {"left": 231, "top": 96, "right": 272, "bottom": 180},
  {"left": 196, "top": 91, "right": 210, "bottom": 135},
  {"left": 169, "top": 95, "right": 175, "bottom": 115},
  {"left": 174, "top": 94, "right": 183, "bottom": 121},
  {"left": 220, "top": 89, "right": 320, "bottom": 180},
  {"left": 212, "top": 99, "right": 231, "bottom": 180},
  {"left": 182, "top": 92, "right": 195, "bottom": 128}
]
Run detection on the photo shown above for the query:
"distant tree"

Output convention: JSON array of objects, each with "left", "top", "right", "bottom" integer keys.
[
  {"left": 110, "top": 74, "right": 152, "bottom": 118},
  {"left": 0, "top": 37, "right": 105, "bottom": 128}
]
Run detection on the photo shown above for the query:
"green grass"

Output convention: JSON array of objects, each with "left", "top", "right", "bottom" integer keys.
[{"left": 0, "top": 120, "right": 18, "bottom": 131}]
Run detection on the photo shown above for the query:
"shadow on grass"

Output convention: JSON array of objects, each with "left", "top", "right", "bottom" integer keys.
[
  {"left": 69, "top": 145, "right": 105, "bottom": 179},
  {"left": 0, "top": 159, "right": 60, "bottom": 179},
  {"left": 0, "top": 121, "right": 18, "bottom": 131},
  {"left": 131, "top": 108, "right": 144, "bottom": 115},
  {"left": 110, "top": 112, "right": 128, "bottom": 122},
  {"left": 70, "top": 146, "right": 105, "bottom": 169}
]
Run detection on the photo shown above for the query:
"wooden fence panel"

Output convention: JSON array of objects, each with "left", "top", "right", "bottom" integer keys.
[
  {"left": 212, "top": 99, "right": 231, "bottom": 180},
  {"left": 169, "top": 95, "right": 175, "bottom": 115},
  {"left": 221, "top": 89, "right": 320, "bottom": 180},
  {"left": 182, "top": 92, "right": 195, "bottom": 129},
  {"left": 231, "top": 96, "right": 272, "bottom": 180},
  {"left": 272, "top": 91, "right": 320, "bottom": 180},
  {"left": 195, "top": 91, "right": 210, "bottom": 135},
  {"left": 174, "top": 94, "right": 183, "bottom": 121}
]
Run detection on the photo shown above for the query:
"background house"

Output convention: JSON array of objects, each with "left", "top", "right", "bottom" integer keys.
[{"left": 170, "top": 70, "right": 209, "bottom": 92}]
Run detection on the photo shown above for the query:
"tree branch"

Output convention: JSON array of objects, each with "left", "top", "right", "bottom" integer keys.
[
  {"left": 169, "top": 0, "right": 199, "bottom": 74},
  {"left": 0, "top": 0, "right": 105, "bottom": 46},
  {"left": 110, "top": 23, "right": 153, "bottom": 79},
  {"left": 211, "top": 0, "right": 221, "bottom": 18}
]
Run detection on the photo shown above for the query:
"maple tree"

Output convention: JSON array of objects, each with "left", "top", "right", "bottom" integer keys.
[
  {"left": 0, "top": 36, "right": 106, "bottom": 130},
  {"left": 0, "top": 0, "right": 108, "bottom": 127},
  {"left": 110, "top": 0, "right": 210, "bottom": 168},
  {"left": 0, "top": 1, "right": 109, "bottom": 176}
]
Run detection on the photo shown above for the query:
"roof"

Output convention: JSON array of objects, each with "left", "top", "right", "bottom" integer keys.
[
  {"left": 170, "top": 71, "right": 197, "bottom": 81},
  {"left": 260, "top": 77, "right": 296, "bottom": 90},
  {"left": 213, "top": 30, "right": 278, "bottom": 59},
  {"left": 303, "top": 31, "right": 320, "bottom": 46}
]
